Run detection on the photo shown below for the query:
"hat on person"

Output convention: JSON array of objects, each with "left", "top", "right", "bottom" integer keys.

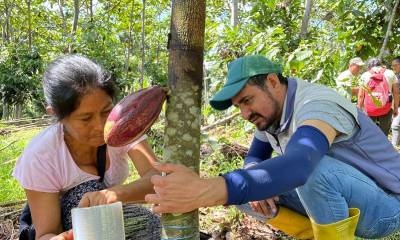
[
  {"left": 349, "top": 57, "right": 365, "bottom": 66},
  {"left": 210, "top": 55, "right": 282, "bottom": 110}
]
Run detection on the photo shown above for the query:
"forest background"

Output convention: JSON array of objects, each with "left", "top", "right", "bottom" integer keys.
[
  {"left": 0, "top": 0, "right": 399, "bottom": 120},
  {"left": 0, "top": 0, "right": 399, "bottom": 239}
]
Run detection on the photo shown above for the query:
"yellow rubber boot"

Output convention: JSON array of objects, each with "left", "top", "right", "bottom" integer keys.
[
  {"left": 310, "top": 208, "right": 360, "bottom": 240},
  {"left": 266, "top": 206, "right": 314, "bottom": 239}
]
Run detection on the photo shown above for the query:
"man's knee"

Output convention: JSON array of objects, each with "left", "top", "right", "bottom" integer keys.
[{"left": 297, "top": 156, "right": 345, "bottom": 196}]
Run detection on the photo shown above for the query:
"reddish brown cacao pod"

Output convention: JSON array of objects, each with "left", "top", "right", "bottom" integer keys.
[{"left": 104, "top": 86, "right": 167, "bottom": 147}]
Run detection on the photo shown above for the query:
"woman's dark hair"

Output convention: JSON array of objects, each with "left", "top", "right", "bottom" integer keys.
[
  {"left": 43, "top": 55, "right": 116, "bottom": 120},
  {"left": 248, "top": 73, "right": 288, "bottom": 89}
]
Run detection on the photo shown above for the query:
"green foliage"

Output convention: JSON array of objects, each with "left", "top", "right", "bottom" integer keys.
[
  {"left": 0, "top": 0, "right": 398, "bottom": 120},
  {"left": 0, "top": 0, "right": 171, "bottom": 118},
  {"left": 0, "top": 45, "right": 43, "bottom": 105}
]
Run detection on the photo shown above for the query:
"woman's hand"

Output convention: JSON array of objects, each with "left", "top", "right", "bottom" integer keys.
[
  {"left": 49, "top": 230, "right": 73, "bottom": 240},
  {"left": 78, "top": 189, "right": 118, "bottom": 208}
]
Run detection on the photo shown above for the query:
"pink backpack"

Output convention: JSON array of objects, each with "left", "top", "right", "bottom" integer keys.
[{"left": 364, "top": 67, "right": 391, "bottom": 116}]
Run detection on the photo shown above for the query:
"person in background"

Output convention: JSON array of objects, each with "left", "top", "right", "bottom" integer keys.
[
  {"left": 390, "top": 56, "right": 400, "bottom": 146},
  {"left": 145, "top": 55, "right": 400, "bottom": 240},
  {"left": 357, "top": 58, "right": 398, "bottom": 135},
  {"left": 13, "top": 55, "right": 161, "bottom": 240},
  {"left": 336, "top": 57, "right": 364, "bottom": 102}
]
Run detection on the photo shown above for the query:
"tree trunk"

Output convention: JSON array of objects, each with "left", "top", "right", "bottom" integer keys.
[
  {"left": 15, "top": 103, "right": 22, "bottom": 119},
  {"left": 229, "top": 0, "right": 238, "bottom": 27},
  {"left": 10, "top": 104, "right": 15, "bottom": 119},
  {"left": 26, "top": 0, "right": 32, "bottom": 50},
  {"left": 1, "top": 12, "right": 6, "bottom": 42},
  {"left": 124, "top": 0, "right": 135, "bottom": 79},
  {"left": 4, "top": 0, "right": 11, "bottom": 42},
  {"left": 72, "top": 0, "right": 79, "bottom": 34},
  {"left": 57, "top": 0, "right": 67, "bottom": 30},
  {"left": 162, "top": 0, "right": 206, "bottom": 239},
  {"left": 379, "top": 0, "right": 400, "bottom": 59},
  {"left": 1, "top": 17, "right": 4, "bottom": 43},
  {"left": 69, "top": 0, "right": 80, "bottom": 53},
  {"left": 154, "top": 9, "right": 162, "bottom": 85},
  {"left": 300, "top": 0, "right": 312, "bottom": 39},
  {"left": 57, "top": 0, "right": 69, "bottom": 52},
  {"left": 89, "top": 0, "right": 93, "bottom": 22},
  {"left": 154, "top": 23, "right": 161, "bottom": 86},
  {"left": 2, "top": 100, "right": 9, "bottom": 120},
  {"left": 140, "top": 0, "right": 146, "bottom": 89}
]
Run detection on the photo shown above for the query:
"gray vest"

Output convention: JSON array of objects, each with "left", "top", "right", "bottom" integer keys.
[{"left": 261, "top": 78, "right": 400, "bottom": 194}]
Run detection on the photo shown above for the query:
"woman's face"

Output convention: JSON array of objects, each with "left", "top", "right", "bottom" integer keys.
[{"left": 61, "top": 88, "right": 113, "bottom": 147}]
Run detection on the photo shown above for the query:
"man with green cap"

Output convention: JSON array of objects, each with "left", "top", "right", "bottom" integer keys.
[{"left": 145, "top": 55, "right": 400, "bottom": 239}]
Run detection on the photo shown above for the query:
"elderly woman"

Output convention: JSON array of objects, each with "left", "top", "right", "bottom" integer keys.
[{"left": 13, "top": 55, "right": 161, "bottom": 240}]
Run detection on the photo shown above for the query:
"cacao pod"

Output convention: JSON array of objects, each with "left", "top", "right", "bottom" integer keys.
[{"left": 104, "top": 86, "right": 167, "bottom": 147}]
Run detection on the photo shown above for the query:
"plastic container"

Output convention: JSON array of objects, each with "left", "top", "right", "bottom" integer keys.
[{"left": 72, "top": 201, "right": 125, "bottom": 240}]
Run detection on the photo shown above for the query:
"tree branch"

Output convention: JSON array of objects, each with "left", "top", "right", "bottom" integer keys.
[
  {"left": 201, "top": 113, "right": 240, "bottom": 132},
  {"left": 379, "top": 0, "right": 400, "bottom": 59}
]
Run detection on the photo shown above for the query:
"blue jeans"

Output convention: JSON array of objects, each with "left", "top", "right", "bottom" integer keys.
[{"left": 237, "top": 156, "right": 400, "bottom": 238}]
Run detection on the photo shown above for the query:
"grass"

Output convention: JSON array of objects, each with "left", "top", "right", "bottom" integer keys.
[{"left": 0, "top": 127, "right": 42, "bottom": 203}]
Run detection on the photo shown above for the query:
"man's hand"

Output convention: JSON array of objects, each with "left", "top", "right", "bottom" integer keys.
[
  {"left": 78, "top": 189, "right": 118, "bottom": 208},
  {"left": 145, "top": 163, "right": 227, "bottom": 214},
  {"left": 50, "top": 230, "right": 73, "bottom": 240},
  {"left": 249, "top": 196, "right": 279, "bottom": 218}
]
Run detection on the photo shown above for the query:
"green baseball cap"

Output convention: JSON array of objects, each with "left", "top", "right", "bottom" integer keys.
[{"left": 210, "top": 55, "right": 282, "bottom": 110}]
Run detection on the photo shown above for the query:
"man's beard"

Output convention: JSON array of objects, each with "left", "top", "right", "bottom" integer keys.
[{"left": 248, "top": 96, "right": 280, "bottom": 131}]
